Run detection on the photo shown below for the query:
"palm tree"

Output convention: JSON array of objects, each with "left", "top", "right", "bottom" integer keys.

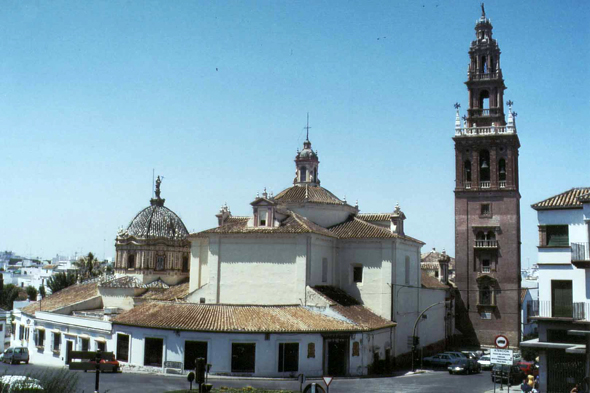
[
  {"left": 74, "top": 252, "right": 101, "bottom": 281},
  {"left": 47, "top": 272, "right": 78, "bottom": 294}
]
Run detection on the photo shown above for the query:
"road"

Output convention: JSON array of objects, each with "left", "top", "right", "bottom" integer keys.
[{"left": 0, "top": 362, "right": 513, "bottom": 393}]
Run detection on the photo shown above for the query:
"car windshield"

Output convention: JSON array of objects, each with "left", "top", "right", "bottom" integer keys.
[
  {"left": 481, "top": 356, "right": 490, "bottom": 361},
  {"left": 455, "top": 359, "right": 469, "bottom": 365}
]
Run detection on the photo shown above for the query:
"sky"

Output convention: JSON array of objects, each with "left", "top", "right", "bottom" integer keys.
[{"left": 1, "top": 0, "right": 588, "bottom": 267}]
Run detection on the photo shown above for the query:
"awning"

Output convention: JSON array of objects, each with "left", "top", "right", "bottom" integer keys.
[
  {"left": 94, "top": 337, "right": 107, "bottom": 343},
  {"left": 79, "top": 334, "right": 90, "bottom": 339},
  {"left": 64, "top": 332, "right": 77, "bottom": 337},
  {"left": 34, "top": 327, "right": 45, "bottom": 331},
  {"left": 52, "top": 329, "right": 61, "bottom": 334}
]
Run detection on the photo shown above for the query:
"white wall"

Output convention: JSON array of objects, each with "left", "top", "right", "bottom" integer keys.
[
  {"left": 537, "top": 264, "right": 587, "bottom": 303},
  {"left": 537, "top": 209, "right": 588, "bottom": 244},
  {"left": 416, "top": 288, "right": 448, "bottom": 348}
]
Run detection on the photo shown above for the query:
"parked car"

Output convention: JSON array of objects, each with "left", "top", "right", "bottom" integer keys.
[
  {"left": 0, "top": 376, "right": 43, "bottom": 392},
  {"left": 86, "top": 354, "right": 120, "bottom": 373},
  {"left": 477, "top": 355, "right": 493, "bottom": 370},
  {"left": 491, "top": 364, "right": 525, "bottom": 385},
  {"left": 423, "top": 353, "right": 458, "bottom": 368},
  {"left": 448, "top": 358, "right": 481, "bottom": 375},
  {"left": 517, "top": 361, "right": 539, "bottom": 377},
  {"left": 461, "top": 351, "right": 480, "bottom": 359},
  {"left": 444, "top": 352, "right": 468, "bottom": 359},
  {"left": 2, "top": 347, "right": 29, "bottom": 365}
]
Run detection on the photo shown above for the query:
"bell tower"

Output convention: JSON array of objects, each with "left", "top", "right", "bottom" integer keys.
[{"left": 453, "top": 4, "right": 522, "bottom": 348}]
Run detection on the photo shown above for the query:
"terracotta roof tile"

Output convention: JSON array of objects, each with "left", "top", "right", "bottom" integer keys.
[
  {"left": 531, "top": 187, "right": 590, "bottom": 210},
  {"left": 21, "top": 282, "right": 99, "bottom": 316},
  {"left": 329, "top": 217, "right": 425, "bottom": 244},
  {"left": 421, "top": 271, "right": 449, "bottom": 289},
  {"left": 357, "top": 213, "right": 391, "bottom": 222},
  {"left": 113, "top": 302, "right": 393, "bottom": 333},
  {"left": 225, "top": 216, "right": 249, "bottom": 224},
  {"left": 274, "top": 185, "right": 344, "bottom": 205},
  {"left": 139, "top": 282, "right": 190, "bottom": 301}
]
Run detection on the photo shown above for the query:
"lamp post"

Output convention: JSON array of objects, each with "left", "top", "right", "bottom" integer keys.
[{"left": 411, "top": 301, "right": 445, "bottom": 372}]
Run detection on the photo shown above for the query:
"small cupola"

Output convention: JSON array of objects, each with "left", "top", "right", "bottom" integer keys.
[
  {"left": 215, "top": 203, "right": 231, "bottom": 227},
  {"left": 390, "top": 203, "right": 406, "bottom": 235},
  {"left": 250, "top": 188, "right": 277, "bottom": 228},
  {"left": 294, "top": 115, "right": 320, "bottom": 186}
]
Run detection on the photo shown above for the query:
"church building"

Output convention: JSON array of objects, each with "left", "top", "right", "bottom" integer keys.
[{"left": 453, "top": 6, "right": 522, "bottom": 347}]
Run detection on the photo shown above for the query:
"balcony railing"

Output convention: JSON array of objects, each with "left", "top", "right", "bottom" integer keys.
[
  {"left": 480, "top": 181, "right": 491, "bottom": 189},
  {"left": 572, "top": 242, "right": 589, "bottom": 261},
  {"left": 469, "top": 71, "right": 502, "bottom": 81},
  {"left": 499, "top": 181, "right": 506, "bottom": 188},
  {"left": 482, "top": 266, "right": 491, "bottom": 273},
  {"left": 469, "top": 108, "right": 501, "bottom": 117},
  {"left": 475, "top": 240, "right": 498, "bottom": 248},
  {"left": 455, "top": 125, "right": 517, "bottom": 136},
  {"left": 530, "top": 300, "right": 589, "bottom": 320},
  {"left": 464, "top": 181, "right": 472, "bottom": 189}
]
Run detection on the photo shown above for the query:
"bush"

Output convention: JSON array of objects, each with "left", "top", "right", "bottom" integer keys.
[{"left": 0, "top": 368, "right": 79, "bottom": 393}]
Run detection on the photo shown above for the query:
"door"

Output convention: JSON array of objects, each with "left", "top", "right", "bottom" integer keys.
[
  {"left": 66, "top": 341, "right": 73, "bottom": 365},
  {"left": 551, "top": 280, "right": 573, "bottom": 318},
  {"left": 184, "top": 341, "right": 208, "bottom": 371},
  {"left": 326, "top": 339, "right": 348, "bottom": 376}
]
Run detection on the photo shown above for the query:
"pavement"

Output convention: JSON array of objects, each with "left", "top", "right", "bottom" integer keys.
[{"left": 0, "top": 362, "right": 520, "bottom": 393}]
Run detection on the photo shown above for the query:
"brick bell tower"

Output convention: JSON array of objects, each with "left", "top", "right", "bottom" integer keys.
[{"left": 453, "top": 4, "right": 521, "bottom": 348}]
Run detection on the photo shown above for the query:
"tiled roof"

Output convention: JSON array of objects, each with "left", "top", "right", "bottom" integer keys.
[
  {"left": 357, "top": 213, "right": 391, "bottom": 222},
  {"left": 42, "top": 265, "right": 58, "bottom": 270},
  {"left": 421, "top": 262, "right": 439, "bottom": 270},
  {"left": 312, "top": 286, "right": 361, "bottom": 306},
  {"left": 198, "top": 211, "right": 337, "bottom": 238},
  {"left": 126, "top": 204, "right": 189, "bottom": 239},
  {"left": 328, "top": 217, "right": 425, "bottom": 244},
  {"left": 139, "top": 282, "right": 190, "bottom": 301},
  {"left": 274, "top": 185, "right": 344, "bottom": 205},
  {"left": 531, "top": 188, "right": 590, "bottom": 210},
  {"left": 99, "top": 276, "right": 170, "bottom": 289},
  {"left": 113, "top": 302, "right": 393, "bottom": 333},
  {"left": 225, "top": 216, "right": 249, "bottom": 224},
  {"left": 421, "top": 271, "right": 449, "bottom": 289},
  {"left": 21, "top": 282, "right": 99, "bottom": 316}
]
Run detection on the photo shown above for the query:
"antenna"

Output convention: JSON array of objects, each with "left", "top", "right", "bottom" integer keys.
[{"left": 304, "top": 113, "right": 311, "bottom": 141}]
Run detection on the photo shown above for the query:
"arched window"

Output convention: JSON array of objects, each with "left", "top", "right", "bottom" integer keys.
[
  {"left": 479, "top": 90, "right": 490, "bottom": 109},
  {"left": 498, "top": 158, "right": 506, "bottom": 181},
  {"left": 482, "top": 56, "right": 488, "bottom": 73},
  {"left": 300, "top": 167, "right": 307, "bottom": 182},
  {"left": 476, "top": 231, "right": 486, "bottom": 241},
  {"left": 479, "top": 150, "right": 490, "bottom": 182},
  {"left": 464, "top": 160, "right": 472, "bottom": 182},
  {"left": 127, "top": 254, "right": 135, "bottom": 269},
  {"left": 486, "top": 231, "right": 496, "bottom": 241},
  {"left": 480, "top": 286, "right": 492, "bottom": 306}
]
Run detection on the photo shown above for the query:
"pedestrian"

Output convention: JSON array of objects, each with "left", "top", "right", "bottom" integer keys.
[
  {"left": 521, "top": 379, "right": 532, "bottom": 393},
  {"left": 571, "top": 383, "right": 580, "bottom": 393}
]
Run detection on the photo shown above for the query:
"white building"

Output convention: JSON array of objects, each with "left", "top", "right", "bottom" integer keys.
[
  {"left": 12, "top": 137, "right": 451, "bottom": 377},
  {"left": 521, "top": 187, "right": 590, "bottom": 393}
]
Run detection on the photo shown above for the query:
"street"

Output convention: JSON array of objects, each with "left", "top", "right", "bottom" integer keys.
[{"left": 0, "top": 362, "right": 513, "bottom": 393}]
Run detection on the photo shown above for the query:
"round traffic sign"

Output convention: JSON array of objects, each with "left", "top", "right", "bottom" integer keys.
[{"left": 495, "top": 335, "right": 509, "bottom": 349}]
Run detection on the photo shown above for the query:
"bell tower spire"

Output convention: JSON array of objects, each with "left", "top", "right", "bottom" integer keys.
[{"left": 294, "top": 114, "right": 320, "bottom": 186}]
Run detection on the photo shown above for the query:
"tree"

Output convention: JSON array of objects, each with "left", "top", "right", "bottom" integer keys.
[
  {"left": 26, "top": 286, "right": 38, "bottom": 301},
  {"left": 0, "top": 284, "right": 20, "bottom": 310},
  {"left": 47, "top": 272, "right": 77, "bottom": 294},
  {"left": 74, "top": 252, "right": 101, "bottom": 281},
  {"left": 39, "top": 285, "right": 46, "bottom": 299}
]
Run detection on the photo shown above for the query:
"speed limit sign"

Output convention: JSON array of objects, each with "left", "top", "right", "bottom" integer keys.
[{"left": 495, "top": 335, "right": 509, "bottom": 349}]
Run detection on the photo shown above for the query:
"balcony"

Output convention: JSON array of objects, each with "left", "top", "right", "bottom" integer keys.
[
  {"left": 475, "top": 240, "right": 498, "bottom": 248},
  {"left": 469, "top": 108, "right": 501, "bottom": 118},
  {"left": 499, "top": 181, "right": 506, "bottom": 188},
  {"left": 480, "top": 181, "right": 491, "bottom": 189},
  {"left": 530, "top": 300, "right": 589, "bottom": 321},
  {"left": 464, "top": 181, "right": 472, "bottom": 189},
  {"left": 571, "top": 243, "right": 590, "bottom": 268},
  {"left": 468, "top": 71, "right": 502, "bottom": 81},
  {"left": 455, "top": 125, "right": 517, "bottom": 137}
]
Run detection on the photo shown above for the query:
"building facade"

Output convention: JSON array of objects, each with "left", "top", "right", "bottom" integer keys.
[
  {"left": 522, "top": 188, "right": 590, "bottom": 393},
  {"left": 453, "top": 7, "right": 522, "bottom": 347}
]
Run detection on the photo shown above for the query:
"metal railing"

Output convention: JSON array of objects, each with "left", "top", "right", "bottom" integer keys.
[
  {"left": 499, "top": 181, "right": 506, "bottom": 188},
  {"left": 464, "top": 181, "right": 472, "bottom": 189},
  {"left": 469, "top": 71, "right": 501, "bottom": 81},
  {"left": 482, "top": 266, "right": 491, "bottom": 273},
  {"left": 531, "top": 300, "right": 589, "bottom": 320},
  {"left": 455, "top": 125, "right": 517, "bottom": 136},
  {"left": 571, "top": 242, "right": 589, "bottom": 261},
  {"left": 480, "top": 181, "right": 491, "bottom": 189},
  {"left": 475, "top": 240, "right": 498, "bottom": 248}
]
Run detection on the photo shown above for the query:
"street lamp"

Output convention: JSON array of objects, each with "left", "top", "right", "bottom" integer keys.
[{"left": 411, "top": 301, "right": 445, "bottom": 372}]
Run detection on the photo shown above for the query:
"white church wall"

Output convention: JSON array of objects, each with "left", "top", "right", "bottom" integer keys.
[
  {"left": 308, "top": 236, "right": 336, "bottom": 287},
  {"left": 218, "top": 236, "right": 302, "bottom": 305},
  {"left": 189, "top": 238, "right": 209, "bottom": 293},
  {"left": 417, "top": 288, "right": 448, "bottom": 349}
]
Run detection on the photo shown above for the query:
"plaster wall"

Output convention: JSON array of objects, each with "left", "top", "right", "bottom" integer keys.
[
  {"left": 307, "top": 237, "right": 336, "bottom": 287},
  {"left": 538, "top": 209, "right": 588, "bottom": 243},
  {"left": 537, "top": 264, "right": 587, "bottom": 303},
  {"left": 417, "top": 288, "right": 448, "bottom": 348}
]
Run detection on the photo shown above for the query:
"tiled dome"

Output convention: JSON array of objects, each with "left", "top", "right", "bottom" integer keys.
[{"left": 126, "top": 203, "right": 189, "bottom": 239}]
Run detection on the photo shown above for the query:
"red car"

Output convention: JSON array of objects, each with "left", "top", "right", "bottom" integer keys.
[
  {"left": 517, "top": 361, "right": 538, "bottom": 377},
  {"left": 85, "top": 354, "right": 120, "bottom": 373}
]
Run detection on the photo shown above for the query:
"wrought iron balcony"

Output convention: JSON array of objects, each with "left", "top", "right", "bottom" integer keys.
[
  {"left": 468, "top": 70, "right": 502, "bottom": 81},
  {"left": 531, "top": 300, "right": 589, "bottom": 320},
  {"left": 572, "top": 242, "right": 589, "bottom": 261},
  {"left": 469, "top": 108, "right": 501, "bottom": 117},
  {"left": 475, "top": 240, "right": 498, "bottom": 248}
]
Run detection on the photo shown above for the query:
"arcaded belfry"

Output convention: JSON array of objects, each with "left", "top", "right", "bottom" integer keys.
[
  {"left": 114, "top": 176, "right": 191, "bottom": 285},
  {"left": 453, "top": 4, "right": 522, "bottom": 347}
]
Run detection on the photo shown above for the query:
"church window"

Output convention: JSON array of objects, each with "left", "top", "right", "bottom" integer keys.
[
  {"left": 352, "top": 341, "right": 360, "bottom": 357},
  {"left": 300, "top": 167, "right": 307, "bottom": 182},
  {"left": 479, "top": 286, "right": 493, "bottom": 306},
  {"left": 480, "top": 203, "right": 491, "bottom": 216},
  {"left": 231, "top": 343, "right": 256, "bottom": 373},
  {"left": 482, "top": 259, "right": 491, "bottom": 273},
  {"left": 482, "top": 56, "right": 487, "bottom": 73},
  {"left": 498, "top": 158, "right": 506, "bottom": 182},
  {"left": 278, "top": 343, "right": 299, "bottom": 372},
  {"left": 182, "top": 256, "right": 189, "bottom": 273},
  {"left": 155, "top": 255, "right": 165, "bottom": 271},
  {"left": 322, "top": 258, "right": 328, "bottom": 283},
  {"left": 479, "top": 150, "right": 490, "bottom": 182},
  {"left": 352, "top": 265, "right": 363, "bottom": 283},
  {"left": 307, "top": 343, "right": 315, "bottom": 358},
  {"left": 127, "top": 254, "right": 135, "bottom": 269},
  {"left": 259, "top": 209, "right": 267, "bottom": 227},
  {"left": 405, "top": 256, "right": 411, "bottom": 285},
  {"left": 464, "top": 161, "right": 472, "bottom": 182}
]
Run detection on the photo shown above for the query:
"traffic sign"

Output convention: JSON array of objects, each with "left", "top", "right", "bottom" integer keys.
[
  {"left": 495, "top": 335, "right": 509, "bottom": 349},
  {"left": 322, "top": 376, "right": 333, "bottom": 387},
  {"left": 490, "top": 348, "right": 513, "bottom": 366}
]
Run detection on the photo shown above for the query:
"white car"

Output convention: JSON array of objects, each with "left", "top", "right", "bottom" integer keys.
[
  {"left": 477, "top": 355, "right": 493, "bottom": 370},
  {"left": 0, "top": 376, "right": 44, "bottom": 392}
]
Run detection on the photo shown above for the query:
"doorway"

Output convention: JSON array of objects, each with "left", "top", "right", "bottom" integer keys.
[
  {"left": 325, "top": 339, "right": 348, "bottom": 376},
  {"left": 184, "top": 341, "right": 208, "bottom": 371},
  {"left": 66, "top": 341, "right": 73, "bottom": 365}
]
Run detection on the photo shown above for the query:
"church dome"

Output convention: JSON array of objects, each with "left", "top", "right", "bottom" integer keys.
[
  {"left": 297, "top": 140, "right": 317, "bottom": 160},
  {"left": 126, "top": 204, "right": 189, "bottom": 239}
]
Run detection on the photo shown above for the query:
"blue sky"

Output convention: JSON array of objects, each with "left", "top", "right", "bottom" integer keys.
[{"left": 1, "top": 0, "right": 588, "bottom": 267}]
